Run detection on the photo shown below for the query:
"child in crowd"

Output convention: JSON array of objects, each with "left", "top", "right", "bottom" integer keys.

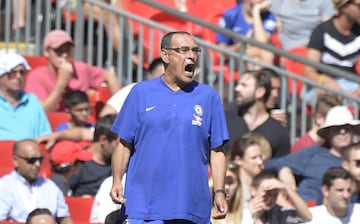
[{"left": 55, "top": 90, "right": 95, "bottom": 131}]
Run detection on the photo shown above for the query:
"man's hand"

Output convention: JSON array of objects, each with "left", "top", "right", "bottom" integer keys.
[
  {"left": 212, "top": 193, "right": 228, "bottom": 219},
  {"left": 56, "top": 60, "right": 73, "bottom": 89},
  {"left": 110, "top": 181, "right": 127, "bottom": 204},
  {"left": 36, "top": 133, "right": 58, "bottom": 150}
]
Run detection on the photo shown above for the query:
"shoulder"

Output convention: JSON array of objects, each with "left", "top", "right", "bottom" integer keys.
[
  {"left": 74, "top": 61, "right": 104, "bottom": 72},
  {"left": 27, "top": 66, "right": 49, "bottom": 77},
  {"left": 224, "top": 4, "right": 242, "bottom": 17}
]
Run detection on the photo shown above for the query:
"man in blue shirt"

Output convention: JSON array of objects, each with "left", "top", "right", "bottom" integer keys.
[
  {"left": 0, "top": 52, "right": 51, "bottom": 140},
  {"left": 216, "top": 0, "right": 276, "bottom": 69},
  {"left": 110, "top": 31, "right": 229, "bottom": 224}
]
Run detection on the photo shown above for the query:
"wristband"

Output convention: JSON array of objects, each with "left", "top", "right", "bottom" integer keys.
[
  {"left": 214, "top": 189, "right": 226, "bottom": 197},
  {"left": 317, "top": 75, "right": 325, "bottom": 84}
]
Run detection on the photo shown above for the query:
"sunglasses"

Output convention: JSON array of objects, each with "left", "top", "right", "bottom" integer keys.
[
  {"left": 7, "top": 69, "right": 26, "bottom": 79},
  {"left": 16, "top": 155, "right": 44, "bottom": 164}
]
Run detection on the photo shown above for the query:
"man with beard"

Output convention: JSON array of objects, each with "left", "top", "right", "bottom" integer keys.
[
  {"left": 265, "top": 106, "right": 360, "bottom": 205},
  {"left": 225, "top": 69, "right": 290, "bottom": 158},
  {"left": 305, "top": 167, "right": 360, "bottom": 223}
]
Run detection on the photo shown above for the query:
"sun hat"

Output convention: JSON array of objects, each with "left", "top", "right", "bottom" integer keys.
[
  {"left": 50, "top": 140, "right": 93, "bottom": 167},
  {"left": 0, "top": 52, "right": 31, "bottom": 77},
  {"left": 317, "top": 106, "right": 360, "bottom": 138},
  {"left": 43, "top": 29, "right": 73, "bottom": 51}
]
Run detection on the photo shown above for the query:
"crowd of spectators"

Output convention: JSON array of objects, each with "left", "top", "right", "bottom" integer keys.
[{"left": 1, "top": 0, "right": 360, "bottom": 223}]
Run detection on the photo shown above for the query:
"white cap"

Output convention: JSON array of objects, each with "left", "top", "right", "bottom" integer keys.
[{"left": 0, "top": 52, "right": 31, "bottom": 77}]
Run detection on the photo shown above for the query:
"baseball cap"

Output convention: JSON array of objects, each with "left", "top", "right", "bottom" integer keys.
[
  {"left": 43, "top": 29, "right": 74, "bottom": 51},
  {"left": 0, "top": 52, "right": 31, "bottom": 77},
  {"left": 50, "top": 140, "right": 93, "bottom": 167}
]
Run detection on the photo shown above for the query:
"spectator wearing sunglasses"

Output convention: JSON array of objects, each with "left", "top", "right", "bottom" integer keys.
[
  {"left": 0, "top": 51, "right": 51, "bottom": 141},
  {"left": 0, "top": 139, "right": 73, "bottom": 223},
  {"left": 342, "top": 142, "right": 360, "bottom": 203},
  {"left": 265, "top": 106, "right": 360, "bottom": 205}
]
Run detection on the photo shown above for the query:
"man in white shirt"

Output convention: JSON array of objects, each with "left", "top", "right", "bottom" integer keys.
[{"left": 306, "top": 167, "right": 360, "bottom": 223}]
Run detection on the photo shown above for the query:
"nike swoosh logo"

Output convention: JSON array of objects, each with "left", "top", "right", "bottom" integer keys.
[{"left": 145, "top": 106, "right": 156, "bottom": 112}]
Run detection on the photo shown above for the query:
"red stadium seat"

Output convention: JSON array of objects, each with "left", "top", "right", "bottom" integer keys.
[
  {"left": 283, "top": 47, "right": 307, "bottom": 95},
  {"left": 46, "top": 111, "right": 70, "bottom": 132},
  {"left": 22, "top": 55, "right": 47, "bottom": 69},
  {"left": 0, "top": 140, "right": 16, "bottom": 177},
  {"left": 65, "top": 196, "right": 95, "bottom": 224}
]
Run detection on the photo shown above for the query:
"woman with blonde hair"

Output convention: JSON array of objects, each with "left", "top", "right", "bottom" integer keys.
[{"left": 211, "top": 162, "right": 243, "bottom": 224}]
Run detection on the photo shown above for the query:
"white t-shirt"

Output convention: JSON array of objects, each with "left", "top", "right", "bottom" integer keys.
[
  {"left": 107, "top": 83, "right": 137, "bottom": 113},
  {"left": 306, "top": 204, "right": 360, "bottom": 224},
  {"left": 89, "top": 175, "right": 126, "bottom": 223}
]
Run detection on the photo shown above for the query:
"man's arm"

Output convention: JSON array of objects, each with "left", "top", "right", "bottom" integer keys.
[
  {"left": 36, "top": 127, "right": 93, "bottom": 150},
  {"left": 103, "top": 70, "right": 121, "bottom": 95},
  {"left": 110, "top": 139, "right": 131, "bottom": 204},
  {"left": 303, "top": 49, "right": 342, "bottom": 92},
  {"left": 210, "top": 146, "right": 228, "bottom": 219},
  {"left": 42, "top": 61, "right": 73, "bottom": 112}
]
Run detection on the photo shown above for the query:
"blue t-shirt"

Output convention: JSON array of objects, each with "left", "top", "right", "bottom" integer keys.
[
  {"left": 0, "top": 92, "right": 51, "bottom": 140},
  {"left": 55, "top": 122, "right": 95, "bottom": 131},
  {"left": 112, "top": 77, "right": 229, "bottom": 223},
  {"left": 216, "top": 3, "right": 276, "bottom": 45},
  {"left": 265, "top": 145, "right": 342, "bottom": 204}
]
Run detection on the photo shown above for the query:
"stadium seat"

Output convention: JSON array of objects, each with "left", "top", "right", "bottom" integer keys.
[
  {"left": 65, "top": 196, "right": 95, "bottom": 224},
  {"left": 283, "top": 47, "right": 307, "bottom": 95},
  {"left": 88, "top": 86, "right": 111, "bottom": 119},
  {"left": 46, "top": 111, "right": 70, "bottom": 132},
  {"left": 0, "top": 140, "right": 16, "bottom": 177},
  {"left": 23, "top": 55, "right": 47, "bottom": 69},
  {"left": 39, "top": 142, "right": 53, "bottom": 178}
]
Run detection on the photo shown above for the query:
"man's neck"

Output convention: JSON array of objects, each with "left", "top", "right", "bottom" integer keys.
[
  {"left": 243, "top": 103, "right": 269, "bottom": 131},
  {"left": 326, "top": 203, "right": 348, "bottom": 218},
  {"left": 333, "top": 15, "right": 354, "bottom": 36},
  {"left": 329, "top": 147, "right": 343, "bottom": 158},
  {"left": 0, "top": 88, "right": 21, "bottom": 106}
]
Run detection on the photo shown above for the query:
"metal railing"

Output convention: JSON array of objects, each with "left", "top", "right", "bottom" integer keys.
[{"left": 1, "top": 0, "right": 359, "bottom": 143}]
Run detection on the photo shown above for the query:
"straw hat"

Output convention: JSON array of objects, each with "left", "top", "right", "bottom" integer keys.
[
  {"left": 317, "top": 106, "right": 360, "bottom": 138},
  {"left": 333, "top": 0, "right": 351, "bottom": 9}
]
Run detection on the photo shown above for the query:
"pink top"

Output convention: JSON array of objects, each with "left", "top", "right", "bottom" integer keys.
[
  {"left": 24, "top": 61, "right": 104, "bottom": 111},
  {"left": 291, "top": 133, "right": 316, "bottom": 153}
]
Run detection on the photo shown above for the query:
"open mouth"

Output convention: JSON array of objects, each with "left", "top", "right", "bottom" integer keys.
[{"left": 185, "top": 63, "right": 195, "bottom": 73}]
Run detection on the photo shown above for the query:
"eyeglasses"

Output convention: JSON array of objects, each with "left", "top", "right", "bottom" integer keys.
[
  {"left": 7, "top": 69, "right": 26, "bottom": 79},
  {"left": 16, "top": 155, "right": 44, "bottom": 164},
  {"left": 330, "top": 126, "right": 352, "bottom": 135},
  {"left": 165, "top": 46, "right": 202, "bottom": 54}
]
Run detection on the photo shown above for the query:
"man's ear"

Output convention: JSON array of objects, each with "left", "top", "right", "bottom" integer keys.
[
  {"left": 342, "top": 159, "right": 350, "bottom": 170},
  {"left": 13, "top": 155, "right": 19, "bottom": 168},
  {"left": 321, "top": 185, "right": 329, "bottom": 198},
  {"left": 255, "top": 87, "right": 266, "bottom": 100},
  {"left": 160, "top": 48, "right": 169, "bottom": 64}
]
